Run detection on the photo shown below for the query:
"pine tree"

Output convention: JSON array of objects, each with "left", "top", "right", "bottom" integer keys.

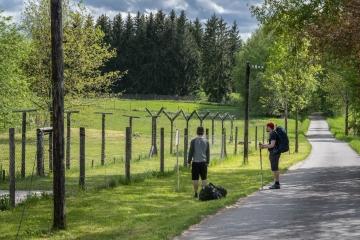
[{"left": 96, "top": 14, "right": 112, "bottom": 45}]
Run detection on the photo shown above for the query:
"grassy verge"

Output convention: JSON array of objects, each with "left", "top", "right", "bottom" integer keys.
[
  {"left": 327, "top": 116, "right": 360, "bottom": 154},
  {"left": 0, "top": 117, "right": 311, "bottom": 240}
]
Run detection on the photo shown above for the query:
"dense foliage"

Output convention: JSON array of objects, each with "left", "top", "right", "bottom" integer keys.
[{"left": 95, "top": 10, "right": 241, "bottom": 101}]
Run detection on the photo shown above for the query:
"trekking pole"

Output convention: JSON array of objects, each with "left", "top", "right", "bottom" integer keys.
[
  {"left": 176, "top": 129, "right": 180, "bottom": 192},
  {"left": 259, "top": 143, "right": 263, "bottom": 190}
]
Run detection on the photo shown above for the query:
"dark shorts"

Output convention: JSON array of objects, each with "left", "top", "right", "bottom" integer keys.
[
  {"left": 192, "top": 162, "right": 208, "bottom": 181},
  {"left": 269, "top": 153, "right": 281, "bottom": 171}
]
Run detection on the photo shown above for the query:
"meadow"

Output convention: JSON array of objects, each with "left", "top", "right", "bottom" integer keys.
[{"left": 0, "top": 98, "right": 311, "bottom": 239}]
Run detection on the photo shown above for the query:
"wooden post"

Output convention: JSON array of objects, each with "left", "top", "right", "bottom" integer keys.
[
  {"left": 101, "top": 114, "right": 105, "bottom": 165},
  {"left": 221, "top": 128, "right": 225, "bottom": 159},
  {"left": 234, "top": 126, "right": 238, "bottom": 154},
  {"left": 230, "top": 117, "right": 234, "bottom": 142},
  {"left": 51, "top": 0, "right": 66, "bottom": 229},
  {"left": 150, "top": 116, "right": 158, "bottom": 156},
  {"left": 211, "top": 119, "right": 215, "bottom": 145},
  {"left": 79, "top": 127, "right": 85, "bottom": 189},
  {"left": 285, "top": 102, "right": 288, "bottom": 133},
  {"left": 295, "top": 110, "right": 299, "bottom": 153},
  {"left": 262, "top": 126, "right": 265, "bottom": 144},
  {"left": 9, "top": 128, "right": 15, "bottom": 208},
  {"left": 345, "top": 99, "right": 349, "bottom": 136},
  {"left": 170, "top": 121, "right": 174, "bottom": 154},
  {"left": 12, "top": 109, "right": 37, "bottom": 178},
  {"left": 224, "top": 128, "right": 227, "bottom": 158},
  {"left": 244, "top": 62, "right": 250, "bottom": 164},
  {"left": 49, "top": 131, "right": 53, "bottom": 172},
  {"left": 2, "top": 170, "right": 5, "bottom": 182},
  {"left": 255, "top": 126, "right": 258, "bottom": 150},
  {"left": 160, "top": 128, "right": 164, "bottom": 173},
  {"left": 21, "top": 113, "right": 26, "bottom": 178},
  {"left": 95, "top": 112, "right": 113, "bottom": 165},
  {"left": 125, "top": 127, "right": 131, "bottom": 181},
  {"left": 65, "top": 110, "right": 79, "bottom": 170},
  {"left": 206, "top": 128, "right": 209, "bottom": 140},
  {"left": 36, "top": 129, "right": 44, "bottom": 176},
  {"left": 183, "top": 128, "right": 188, "bottom": 167}
]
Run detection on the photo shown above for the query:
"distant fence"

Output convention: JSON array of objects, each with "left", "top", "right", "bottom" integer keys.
[{"left": 119, "top": 94, "right": 199, "bottom": 101}]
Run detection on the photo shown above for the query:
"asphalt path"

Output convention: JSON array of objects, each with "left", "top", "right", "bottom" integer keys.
[{"left": 176, "top": 116, "right": 360, "bottom": 240}]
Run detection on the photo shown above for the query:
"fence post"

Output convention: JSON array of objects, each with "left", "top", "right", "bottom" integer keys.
[
  {"left": 230, "top": 118, "right": 234, "bottom": 142},
  {"left": 101, "top": 114, "right": 105, "bottom": 166},
  {"left": 21, "top": 112, "right": 26, "bottom": 178},
  {"left": 2, "top": 170, "right": 5, "bottom": 182},
  {"left": 9, "top": 128, "right": 15, "bottom": 208},
  {"left": 36, "top": 129, "right": 44, "bottom": 176},
  {"left": 125, "top": 127, "right": 132, "bottom": 182},
  {"left": 170, "top": 121, "right": 174, "bottom": 154},
  {"left": 211, "top": 119, "right": 215, "bottom": 145},
  {"left": 66, "top": 112, "right": 71, "bottom": 169},
  {"left": 224, "top": 128, "right": 227, "bottom": 158},
  {"left": 263, "top": 126, "right": 265, "bottom": 144},
  {"left": 49, "top": 132, "right": 53, "bottom": 172},
  {"left": 79, "top": 127, "right": 85, "bottom": 189},
  {"left": 206, "top": 128, "right": 209, "bottom": 140},
  {"left": 183, "top": 128, "right": 188, "bottom": 166},
  {"left": 255, "top": 126, "right": 258, "bottom": 150},
  {"left": 234, "top": 126, "right": 238, "bottom": 155},
  {"left": 221, "top": 128, "right": 225, "bottom": 159},
  {"left": 160, "top": 128, "right": 164, "bottom": 173}
]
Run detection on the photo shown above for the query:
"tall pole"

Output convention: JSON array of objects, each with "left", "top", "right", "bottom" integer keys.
[
  {"left": 51, "top": 0, "right": 66, "bottom": 229},
  {"left": 21, "top": 113, "right": 26, "bottom": 178},
  {"left": 243, "top": 62, "right": 250, "bottom": 164},
  {"left": 295, "top": 110, "right": 299, "bottom": 153}
]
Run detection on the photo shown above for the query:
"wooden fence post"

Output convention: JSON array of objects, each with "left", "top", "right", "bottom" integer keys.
[
  {"left": 9, "top": 128, "right": 15, "bottom": 208},
  {"left": 101, "top": 114, "right": 105, "bottom": 165},
  {"left": 21, "top": 112, "right": 26, "bottom": 178},
  {"left": 125, "top": 127, "right": 131, "bottom": 182},
  {"left": 206, "top": 128, "right": 209, "bottom": 140},
  {"left": 230, "top": 118, "right": 234, "bottom": 142},
  {"left": 160, "top": 128, "right": 164, "bottom": 173},
  {"left": 255, "top": 126, "right": 258, "bottom": 150},
  {"left": 224, "top": 128, "right": 227, "bottom": 158},
  {"left": 263, "top": 126, "right": 265, "bottom": 144},
  {"left": 79, "top": 127, "right": 85, "bottom": 189},
  {"left": 36, "top": 128, "right": 44, "bottom": 176},
  {"left": 211, "top": 119, "right": 215, "bottom": 145},
  {"left": 49, "top": 132, "right": 53, "bottom": 172},
  {"left": 234, "top": 127, "right": 238, "bottom": 155},
  {"left": 65, "top": 111, "right": 80, "bottom": 170},
  {"left": 183, "top": 128, "right": 188, "bottom": 167}
]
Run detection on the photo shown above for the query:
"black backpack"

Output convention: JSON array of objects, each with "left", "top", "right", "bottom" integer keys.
[
  {"left": 274, "top": 126, "right": 289, "bottom": 153},
  {"left": 199, "top": 183, "right": 227, "bottom": 201}
]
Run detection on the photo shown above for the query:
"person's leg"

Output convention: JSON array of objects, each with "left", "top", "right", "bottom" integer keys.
[
  {"left": 269, "top": 154, "right": 280, "bottom": 189},
  {"left": 200, "top": 162, "right": 208, "bottom": 188},
  {"left": 193, "top": 180, "right": 199, "bottom": 193}
]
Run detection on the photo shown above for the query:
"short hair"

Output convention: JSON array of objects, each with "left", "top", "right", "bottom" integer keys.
[
  {"left": 197, "top": 126, "right": 204, "bottom": 135},
  {"left": 267, "top": 122, "right": 275, "bottom": 130}
]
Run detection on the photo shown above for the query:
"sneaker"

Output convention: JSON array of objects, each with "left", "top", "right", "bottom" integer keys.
[
  {"left": 194, "top": 192, "right": 198, "bottom": 198},
  {"left": 269, "top": 183, "right": 280, "bottom": 189}
]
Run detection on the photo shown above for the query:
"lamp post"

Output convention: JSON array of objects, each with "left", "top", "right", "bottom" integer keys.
[{"left": 243, "top": 62, "right": 264, "bottom": 164}]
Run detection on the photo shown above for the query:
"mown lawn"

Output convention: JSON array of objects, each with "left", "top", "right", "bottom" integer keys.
[
  {"left": 0, "top": 101, "right": 311, "bottom": 239},
  {"left": 328, "top": 116, "right": 360, "bottom": 154}
]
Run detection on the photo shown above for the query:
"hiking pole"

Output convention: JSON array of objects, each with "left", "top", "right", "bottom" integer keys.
[
  {"left": 176, "top": 129, "right": 180, "bottom": 192},
  {"left": 259, "top": 143, "right": 263, "bottom": 190}
]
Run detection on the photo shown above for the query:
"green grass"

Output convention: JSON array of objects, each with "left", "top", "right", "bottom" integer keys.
[
  {"left": 0, "top": 98, "right": 311, "bottom": 240},
  {"left": 327, "top": 116, "right": 360, "bottom": 153}
]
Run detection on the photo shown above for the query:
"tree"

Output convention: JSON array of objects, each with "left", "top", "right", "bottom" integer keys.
[
  {"left": 0, "top": 13, "right": 31, "bottom": 129},
  {"left": 22, "top": 0, "right": 120, "bottom": 109}
]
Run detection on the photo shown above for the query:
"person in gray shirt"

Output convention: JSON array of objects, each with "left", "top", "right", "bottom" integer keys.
[{"left": 188, "top": 126, "right": 210, "bottom": 198}]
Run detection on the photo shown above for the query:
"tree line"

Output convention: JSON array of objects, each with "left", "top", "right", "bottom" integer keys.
[{"left": 95, "top": 10, "right": 242, "bottom": 102}]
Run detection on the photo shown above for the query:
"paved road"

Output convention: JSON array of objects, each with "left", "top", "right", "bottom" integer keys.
[
  {"left": 176, "top": 116, "right": 360, "bottom": 240},
  {"left": 0, "top": 190, "right": 50, "bottom": 205}
]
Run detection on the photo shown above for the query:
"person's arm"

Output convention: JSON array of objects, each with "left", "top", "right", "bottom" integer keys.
[
  {"left": 260, "top": 140, "right": 276, "bottom": 149},
  {"left": 188, "top": 140, "right": 195, "bottom": 164},
  {"left": 206, "top": 142, "right": 210, "bottom": 165}
]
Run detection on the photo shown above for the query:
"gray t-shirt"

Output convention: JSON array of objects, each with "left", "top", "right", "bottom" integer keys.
[{"left": 187, "top": 136, "right": 210, "bottom": 164}]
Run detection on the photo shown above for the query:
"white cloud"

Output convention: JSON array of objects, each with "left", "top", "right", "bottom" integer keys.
[
  {"left": 196, "top": 0, "right": 226, "bottom": 14},
  {"left": 163, "top": 0, "right": 189, "bottom": 10}
]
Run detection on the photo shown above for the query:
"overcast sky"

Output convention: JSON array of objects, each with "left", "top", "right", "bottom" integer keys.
[{"left": 0, "top": 0, "right": 262, "bottom": 40}]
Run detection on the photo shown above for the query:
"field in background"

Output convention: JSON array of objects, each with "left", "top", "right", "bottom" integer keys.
[{"left": 328, "top": 116, "right": 360, "bottom": 154}]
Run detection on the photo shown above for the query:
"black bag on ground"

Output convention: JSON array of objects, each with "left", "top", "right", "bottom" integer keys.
[
  {"left": 274, "top": 126, "right": 289, "bottom": 153},
  {"left": 199, "top": 183, "right": 227, "bottom": 201}
]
